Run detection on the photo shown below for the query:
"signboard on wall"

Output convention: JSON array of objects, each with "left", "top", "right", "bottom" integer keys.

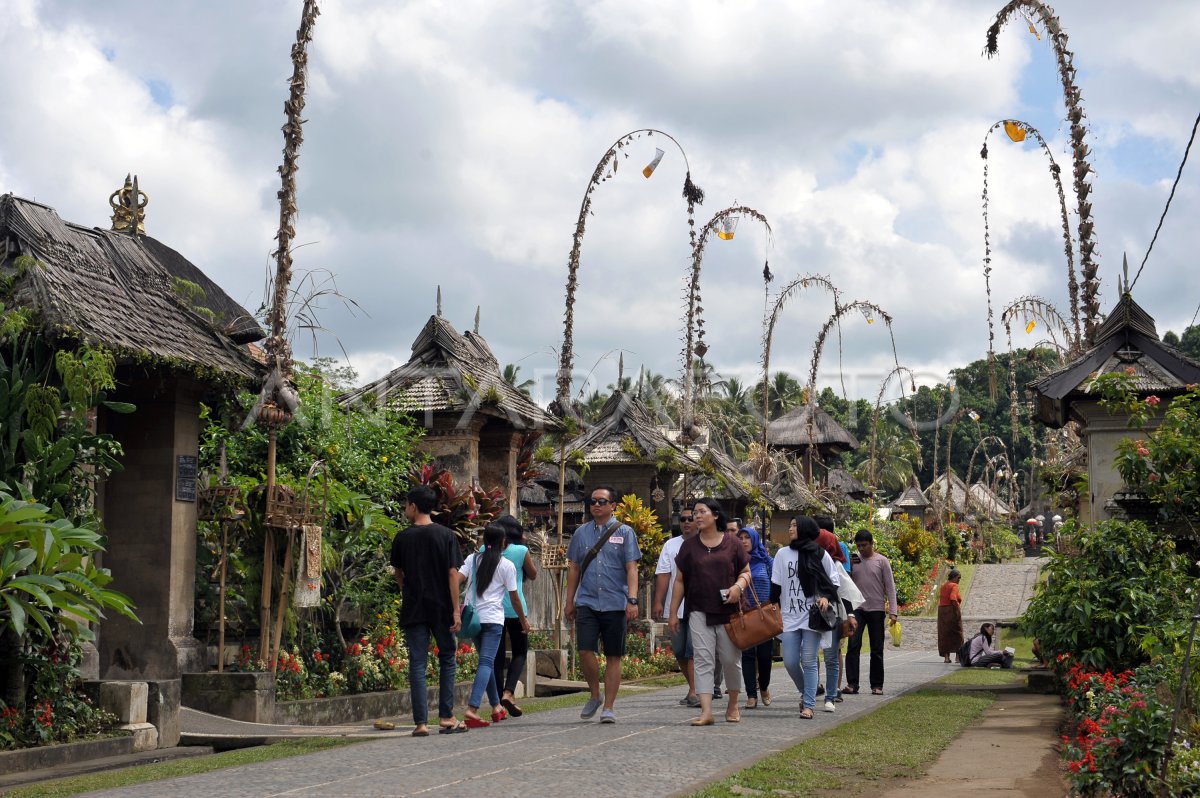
[{"left": 176, "top": 455, "right": 197, "bottom": 502}]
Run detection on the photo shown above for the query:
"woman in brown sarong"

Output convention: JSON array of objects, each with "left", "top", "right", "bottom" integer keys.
[{"left": 937, "top": 570, "right": 964, "bottom": 662}]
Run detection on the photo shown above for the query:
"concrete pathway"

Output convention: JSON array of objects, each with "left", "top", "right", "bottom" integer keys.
[{"left": 83, "top": 649, "right": 949, "bottom": 798}]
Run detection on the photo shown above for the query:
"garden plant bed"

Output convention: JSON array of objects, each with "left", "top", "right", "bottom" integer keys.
[{"left": 274, "top": 682, "right": 475, "bottom": 726}]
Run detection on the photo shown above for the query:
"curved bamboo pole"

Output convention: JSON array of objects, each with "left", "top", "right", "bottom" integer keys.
[
  {"left": 985, "top": 1, "right": 1100, "bottom": 342},
  {"left": 553, "top": 129, "right": 703, "bottom": 420},
  {"left": 679, "top": 204, "right": 772, "bottom": 440},
  {"left": 868, "top": 365, "right": 921, "bottom": 491}
]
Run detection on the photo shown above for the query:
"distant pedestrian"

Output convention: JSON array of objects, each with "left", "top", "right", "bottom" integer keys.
[
  {"left": 669, "top": 498, "right": 750, "bottom": 726},
  {"left": 654, "top": 509, "right": 700, "bottom": 707},
  {"left": 458, "top": 523, "right": 529, "bottom": 728},
  {"left": 813, "top": 514, "right": 848, "bottom": 703},
  {"left": 565, "top": 486, "right": 641, "bottom": 724},
  {"left": 391, "top": 485, "right": 466, "bottom": 736},
  {"left": 937, "top": 570, "right": 964, "bottom": 663},
  {"left": 772, "top": 516, "right": 841, "bottom": 718},
  {"left": 491, "top": 515, "right": 538, "bottom": 717},
  {"left": 736, "top": 526, "right": 774, "bottom": 709},
  {"left": 844, "top": 529, "right": 897, "bottom": 696}
]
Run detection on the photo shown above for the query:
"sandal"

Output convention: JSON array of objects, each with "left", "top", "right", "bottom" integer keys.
[
  {"left": 761, "top": 689, "right": 772, "bottom": 706},
  {"left": 745, "top": 698, "right": 758, "bottom": 709},
  {"left": 410, "top": 727, "right": 429, "bottom": 737},
  {"left": 491, "top": 708, "right": 508, "bottom": 723},
  {"left": 438, "top": 720, "right": 469, "bottom": 734},
  {"left": 690, "top": 717, "right": 715, "bottom": 726},
  {"left": 725, "top": 713, "right": 741, "bottom": 723},
  {"left": 871, "top": 688, "right": 884, "bottom": 695},
  {"left": 799, "top": 707, "right": 814, "bottom": 720},
  {"left": 500, "top": 697, "right": 524, "bottom": 718},
  {"left": 463, "top": 716, "right": 491, "bottom": 729},
  {"left": 841, "top": 686, "right": 860, "bottom": 695}
]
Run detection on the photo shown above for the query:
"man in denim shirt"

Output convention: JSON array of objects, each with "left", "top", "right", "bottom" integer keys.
[{"left": 565, "top": 486, "right": 640, "bottom": 724}]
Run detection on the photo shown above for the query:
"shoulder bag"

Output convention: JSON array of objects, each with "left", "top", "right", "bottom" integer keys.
[
  {"left": 459, "top": 555, "right": 481, "bottom": 640},
  {"left": 577, "top": 520, "right": 621, "bottom": 579},
  {"left": 724, "top": 578, "right": 783, "bottom": 650}
]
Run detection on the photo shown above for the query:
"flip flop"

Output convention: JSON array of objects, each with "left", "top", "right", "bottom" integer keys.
[
  {"left": 500, "top": 697, "right": 524, "bottom": 718},
  {"left": 690, "top": 717, "right": 715, "bottom": 726},
  {"left": 725, "top": 714, "right": 741, "bottom": 723},
  {"left": 871, "top": 688, "right": 884, "bottom": 695},
  {"left": 464, "top": 716, "right": 491, "bottom": 729},
  {"left": 761, "top": 690, "right": 772, "bottom": 706},
  {"left": 438, "top": 721, "right": 469, "bottom": 734},
  {"left": 799, "top": 708, "right": 814, "bottom": 720},
  {"left": 841, "top": 686, "right": 860, "bottom": 695},
  {"left": 411, "top": 728, "right": 429, "bottom": 737}
]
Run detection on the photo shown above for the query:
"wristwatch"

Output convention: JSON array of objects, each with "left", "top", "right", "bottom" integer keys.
[{"left": 627, "top": 596, "right": 639, "bottom": 606}]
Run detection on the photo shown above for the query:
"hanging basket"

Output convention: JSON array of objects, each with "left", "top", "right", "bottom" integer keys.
[
  {"left": 265, "top": 484, "right": 320, "bottom": 529},
  {"left": 198, "top": 486, "right": 245, "bottom": 522},
  {"left": 540, "top": 544, "right": 570, "bottom": 570}
]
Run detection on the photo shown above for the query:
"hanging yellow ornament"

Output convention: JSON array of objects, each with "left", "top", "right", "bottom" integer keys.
[
  {"left": 643, "top": 148, "right": 665, "bottom": 178},
  {"left": 1025, "top": 319, "right": 1037, "bottom": 334},
  {"left": 717, "top": 215, "right": 738, "bottom": 241},
  {"left": 1004, "top": 121, "right": 1027, "bottom": 143}
]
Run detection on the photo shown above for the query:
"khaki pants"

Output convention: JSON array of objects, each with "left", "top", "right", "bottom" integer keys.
[{"left": 689, "top": 612, "right": 742, "bottom": 696}]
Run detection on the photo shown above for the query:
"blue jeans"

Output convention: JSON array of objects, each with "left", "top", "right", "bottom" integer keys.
[
  {"left": 403, "top": 622, "right": 457, "bottom": 726},
  {"left": 822, "top": 624, "right": 841, "bottom": 698},
  {"left": 469, "top": 623, "right": 503, "bottom": 709},
  {"left": 781, "top": 628, "right": 822, "bottom": 710}
]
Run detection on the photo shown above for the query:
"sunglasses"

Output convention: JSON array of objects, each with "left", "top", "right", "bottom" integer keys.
[
  {"left": 587, "top": 498, "right": 613, "bottom": 506},
  {"left": 679, "top": 515, "right": 693, "bottom": 522}
]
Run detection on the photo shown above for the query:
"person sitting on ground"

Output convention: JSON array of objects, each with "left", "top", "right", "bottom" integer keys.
[{"left": 967, "top": 623, "right": 1014, "bottom": 669}]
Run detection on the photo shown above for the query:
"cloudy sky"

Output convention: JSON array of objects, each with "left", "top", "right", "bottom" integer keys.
[{"left": 2, "top": 0, "right": 1197, "bottom": 405}]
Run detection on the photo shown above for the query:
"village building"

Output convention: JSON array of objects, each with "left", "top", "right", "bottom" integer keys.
[
  {"left": 765, "top": 402, "right": 860, "bottom": 483},
  {"left": 0, "top": 183, "right": 263, "bottom": 747}
]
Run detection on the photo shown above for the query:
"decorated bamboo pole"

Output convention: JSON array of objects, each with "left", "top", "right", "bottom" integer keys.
[{"left": 218, "top": 521, "right": 229, "bottom": 672}]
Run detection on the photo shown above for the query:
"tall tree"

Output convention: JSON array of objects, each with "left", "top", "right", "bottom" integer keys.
[{"left": 502, "top": 363, "right": 534, "bottom": 399}]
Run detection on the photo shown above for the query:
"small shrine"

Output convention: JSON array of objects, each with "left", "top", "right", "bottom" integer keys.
[
  {"left": 766, "top": 403, "right": 860, "bottom": 482},
  {"left": 888, "top": 480, "right": 930, "bottom": 522},
  {"left": 1030, "top": 287, "right": 1200, "bottom": 522},
  {"left": 340, "top": 301, "right": 561, "bottom": 515}
]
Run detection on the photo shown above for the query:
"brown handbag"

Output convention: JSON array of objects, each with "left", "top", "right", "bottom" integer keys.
[{"left": 724, "top": 578, "right": 784, "bottom": 650}]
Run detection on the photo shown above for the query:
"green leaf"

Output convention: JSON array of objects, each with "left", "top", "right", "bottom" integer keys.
[{"left": 100, "top": 400, "right": 137, "bottom": 414}]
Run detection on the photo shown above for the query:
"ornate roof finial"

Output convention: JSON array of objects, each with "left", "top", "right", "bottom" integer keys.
[
  {"left": 618, "top": 352, "right": 624, "bottom": 386},
  {"left": 109, "top": 174, "right": 148, "bottom": 236},
  {"left": 1122, "top": 252, "right": 1130, "bottom": 295},
  {"left": 474, "top": 305, "right": 480, "bottom": 334},
  {"left": 436, "top": 285, "right": 443, "bottom": 317}
]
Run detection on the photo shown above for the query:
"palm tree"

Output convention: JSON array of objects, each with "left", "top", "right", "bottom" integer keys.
[
  {"left": 853, "top": 422, "right": 919, "bottom": 493},
  {"left": 755, "top": 371, "right": 804, "bottom": 420},
  {"left": 581, "top": 390, "right": 608, "bottom": 423},
  {"left": 502, "top": 363, "right": 535, "bottom": 399}
]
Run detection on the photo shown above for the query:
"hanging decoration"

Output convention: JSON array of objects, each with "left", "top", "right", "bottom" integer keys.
[{"left": 643, "top": 147, "right": 665, "bottom": 178}]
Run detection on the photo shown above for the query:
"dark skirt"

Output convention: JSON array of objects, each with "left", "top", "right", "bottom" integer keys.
[{"left": 937, "top": 603, "right": 964, "bottom": 658}]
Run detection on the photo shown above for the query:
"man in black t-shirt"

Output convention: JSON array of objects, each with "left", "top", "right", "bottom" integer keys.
[{"left": 391, "top": 485, "right": 465, "bottom": 735}]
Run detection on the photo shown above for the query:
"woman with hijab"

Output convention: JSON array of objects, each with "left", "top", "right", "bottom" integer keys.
[
  {"left": 771, "top": 516, "right": 841, "bottom": 719},
  {"left": 736, "top": 526, "right": 774, "bottom": 709},
  {"left": 669, "top": 498, "right": 751, "bottom": 726},
  {"left": 937, "top": 570, "right": 964, "bottom": 663}
]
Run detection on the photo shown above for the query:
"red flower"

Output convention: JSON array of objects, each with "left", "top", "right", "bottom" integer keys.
[{"left": 1145, "top": 395, "right": 1161, "bottom": 406}]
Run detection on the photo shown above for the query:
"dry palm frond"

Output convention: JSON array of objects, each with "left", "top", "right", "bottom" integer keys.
[{"left": 985, "top": 1, "right": 1100, "bottom": 342}]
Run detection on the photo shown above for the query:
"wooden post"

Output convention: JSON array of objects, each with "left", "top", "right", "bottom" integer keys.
[
  {"left": 271, "top": 527, "right": 297, "bottom": 669},
  {"left": 260, "top": 429, "right": 276, "bottom": 667},
  {"left": 217, "top": 521, "right": 229, "bottom": 672}
]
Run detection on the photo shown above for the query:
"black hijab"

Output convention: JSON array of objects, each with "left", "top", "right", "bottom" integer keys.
[{"left": 790, "top": 516, "right": 838, "bottom": 601}]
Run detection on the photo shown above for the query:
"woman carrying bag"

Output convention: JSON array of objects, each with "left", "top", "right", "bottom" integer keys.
[
  {"left": 736, "top": 526, "right": 775, "bottom": 709},
  {"left": 669, "top": 498, "right": 751, "bottom": 727},
  {"left": 458, "top": 523, "right": 529, "bottom": 728},
  {"left": 772, "top": 516, "right": 841, "bottom": 719}
]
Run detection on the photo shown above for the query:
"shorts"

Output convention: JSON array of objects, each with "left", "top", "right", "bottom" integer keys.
[
  {"left": 669, "top": 617, "right": 693, "bottom": 660},
  {"left": 576, "top": 605, "right": 628, "bottom": 657}
]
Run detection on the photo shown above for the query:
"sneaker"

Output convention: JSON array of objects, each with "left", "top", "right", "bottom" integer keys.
[
  {"left": 823, "top": 701, "right": 836, "bottom": 713},
  {"left": 599, "top": 708, "right": 616, "bottom": 724},
  {"left": 581, "top": 696, "right": 603, "bottom": 719},
  {"left": 832, "top": 695, "right": 844, "bottom": 703},
  {"left": 816, "top": 684, "right": 825, "bottom": 696},
  {"left": 678, "top": 694, "right": 701, "bottom": 708},
  {"left": 713, "top": 686, "right": 723, "bottom": 700}
]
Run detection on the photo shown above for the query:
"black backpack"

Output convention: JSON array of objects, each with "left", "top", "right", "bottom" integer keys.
[{"left": 958, "top": 634, "right": 978, "bottom": 667}]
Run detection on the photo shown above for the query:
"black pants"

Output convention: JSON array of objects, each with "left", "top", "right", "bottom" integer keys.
[
  {"left": 845, "top": 609, "right": 886, "bottom": 691},
  {"left": 740, "top": 640, "right": 773, "bottom": 698},
  {"left": 492, "top": 616, "right": 529, "bottom": 696}
]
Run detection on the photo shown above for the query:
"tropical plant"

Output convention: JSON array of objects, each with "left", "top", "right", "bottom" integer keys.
[
  {"left": 613, "top": 493, "right": 667, "bottom": 575},
  {"left": 406, "top": 464, "right": 504, "bottom": 551},
  {"left": 501, "top": 363, "right": 535, "bottom": 399}
]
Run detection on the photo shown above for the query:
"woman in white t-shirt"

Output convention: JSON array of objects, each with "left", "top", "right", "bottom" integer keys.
[
  {"left": 771, "top": 516, "right": 841, "bottom": 719},
  {"left": 458, "top": 523, "right": 529, "bottom": 727}
]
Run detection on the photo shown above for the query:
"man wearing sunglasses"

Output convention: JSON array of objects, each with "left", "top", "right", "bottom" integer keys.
[{"left": 565, "top": 486, "right": 641, "bottom": 724}]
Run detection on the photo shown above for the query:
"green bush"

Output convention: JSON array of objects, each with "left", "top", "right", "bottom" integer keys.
[{"left": 1024, "top": 519, "right": 1193, "bottom": 671}]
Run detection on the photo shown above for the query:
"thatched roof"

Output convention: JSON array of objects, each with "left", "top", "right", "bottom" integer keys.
[
  {"left": 766, "top": 404, "right": 859, "bottom": 453},
  {"left": 926, "top": 472, "right": 1012, "bottom": 520},
  {"left": 661, "top": 427, "right": 755, "bottom": 499},
  {"left": 340, "top": 314, "right": 561, "bottom": 431},
  {"left": 968, "top": 482, "right": 1015, "bottom": 517},
  {"left": 889, "top": 483, "right": 929, "bottom": 512},
  {"left": 1, "top": 194, "right": 261, "bottom": 381},
  {"left": 827, "top": 467, "right": 869, "bottom": 499},
  {"left": 565, "top": 390, "right": 699, "bottom": 468},
  {"left": 1032, "top": 292, "right": 1200, "bottom": 428}
]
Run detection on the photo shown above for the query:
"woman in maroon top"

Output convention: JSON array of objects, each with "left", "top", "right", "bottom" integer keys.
[{"left": 669, "top": 498, "right": 751, "bottom": 726}]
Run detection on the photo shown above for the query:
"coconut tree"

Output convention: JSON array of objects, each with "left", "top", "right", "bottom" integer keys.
[
  {"left": 985, "top": 1, "right": 1100, "bottom": 342},
  {"left": 502, "top": 363, "right": 535, "bottom": 398}
]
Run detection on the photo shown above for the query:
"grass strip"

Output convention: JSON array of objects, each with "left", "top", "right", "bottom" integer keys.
[
  {"left": 690, "top": 689, "right": 994, "bottom": 797},
  {"left": 936, "top": 630, "right": 1036, "bottom": 686},
  {"left": 4, "top": 738, "right": 360, "bottom": 798}
]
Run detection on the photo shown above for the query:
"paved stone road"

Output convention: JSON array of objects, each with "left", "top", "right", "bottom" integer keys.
[
  {"left": 88, "top": 650, "right": 949, "bottom": 798},
  {"left": 960, "top": 557, "right": 1046, "bottom": 621}
]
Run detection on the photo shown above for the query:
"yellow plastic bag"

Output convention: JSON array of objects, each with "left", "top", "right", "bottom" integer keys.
[{"left": 889, "top": 619, "right": 902, "bottom": 648}]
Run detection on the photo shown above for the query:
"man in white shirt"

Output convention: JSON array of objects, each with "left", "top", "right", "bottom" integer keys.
[{"left": 654, "top": 510, "right": 700, "bottom": 706}]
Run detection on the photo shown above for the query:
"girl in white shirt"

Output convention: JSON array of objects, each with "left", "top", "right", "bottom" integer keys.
[{"left": 459, "top": 523, "right": 528, "bottom": 727}]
